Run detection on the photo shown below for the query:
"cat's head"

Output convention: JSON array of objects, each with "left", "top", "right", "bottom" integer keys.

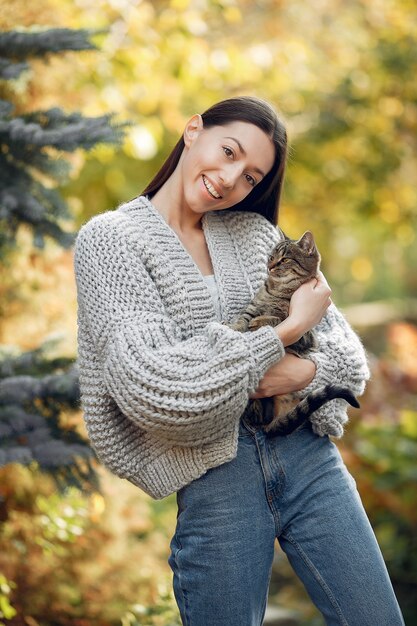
[{"left": 267, "top": 231, "right": 321, "bottom": 280}]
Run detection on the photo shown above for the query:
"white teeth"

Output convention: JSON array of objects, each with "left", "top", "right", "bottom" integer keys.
[{"left": 203, "top": 175, "right": 221, "bottom": 199}]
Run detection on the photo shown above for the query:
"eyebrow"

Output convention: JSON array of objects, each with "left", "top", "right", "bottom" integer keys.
[{"left": 224, "top": 136, "right": 266, "bottom": 178}]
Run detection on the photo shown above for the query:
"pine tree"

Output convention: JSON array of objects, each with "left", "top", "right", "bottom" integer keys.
[
  {"left": 0, "top": 27, "right": 127, "bottom": 495},
  {"left": 0, "top": 28, "right": 125, "bottom": 254}
]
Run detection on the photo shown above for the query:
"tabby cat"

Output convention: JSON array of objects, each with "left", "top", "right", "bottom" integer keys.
[{"left": 227, "top": 230, "right": 359, "bottom": 436}]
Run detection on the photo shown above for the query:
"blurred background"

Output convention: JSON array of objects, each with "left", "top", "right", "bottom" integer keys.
[{"left": 0, "top": 0, "right": 416, "bottom": 624}]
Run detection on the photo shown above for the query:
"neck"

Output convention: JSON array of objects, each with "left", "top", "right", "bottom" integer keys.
[{"left": 148, "top": 165, "right": 203, "bottom": 234}]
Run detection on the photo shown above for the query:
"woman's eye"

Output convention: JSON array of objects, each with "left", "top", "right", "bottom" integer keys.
[
  {"left": 223, "top": 146, "right": 234, "bottom": 158},
  {"left": 245, "top": 174, "right": 256, "bottom": 187}
]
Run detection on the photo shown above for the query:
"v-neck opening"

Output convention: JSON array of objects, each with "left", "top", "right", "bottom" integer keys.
[
  {"left": 142, "top": 195, "right": 216, "bottom": 284},
  {"left": 117, "top": 195, "right": 256, "bottom": 330}
]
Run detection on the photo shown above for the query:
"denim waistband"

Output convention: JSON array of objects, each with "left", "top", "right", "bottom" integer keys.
[{"left": 239, "top": 413, "right": 311, "bottom": 437}]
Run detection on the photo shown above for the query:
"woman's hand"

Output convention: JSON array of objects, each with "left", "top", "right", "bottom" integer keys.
[
  {"left": 274, "top": 271, "right": 332, "bottom": 347},
  {"left": 249, "top": 353, "right": 316, "bottom": 399}
]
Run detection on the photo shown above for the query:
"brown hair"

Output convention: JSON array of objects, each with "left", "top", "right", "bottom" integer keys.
[{"left": 141, "top": 96, "right": 288, "bottom": 225}]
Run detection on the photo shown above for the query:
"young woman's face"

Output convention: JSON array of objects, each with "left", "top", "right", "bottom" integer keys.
[{"left": 180, "top": 117, "right": 276, "bottom": 214}]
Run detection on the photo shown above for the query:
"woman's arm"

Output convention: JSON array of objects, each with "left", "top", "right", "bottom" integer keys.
[{"left": 249, "top": 353, "right": 316, "bottom": 399}]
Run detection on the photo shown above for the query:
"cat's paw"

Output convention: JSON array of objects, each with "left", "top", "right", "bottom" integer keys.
[{"left": 248, "top": 315, "right": 278, "bottom": 330}]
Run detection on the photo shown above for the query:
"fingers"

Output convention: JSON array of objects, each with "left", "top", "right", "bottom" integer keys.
[
  {"left": 316, "top": 270, "right": 330, "bottom": 288},
  {"left": 314, "top": 270, "right": 332, "bottom": 295}
]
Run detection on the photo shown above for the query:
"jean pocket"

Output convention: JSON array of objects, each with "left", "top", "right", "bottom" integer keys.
[
  {"left": 238, "top": 419, "right": 254, "bottom": 438},
  {"left": 169, "top": 535, "right": 179, "bottom": 566}
]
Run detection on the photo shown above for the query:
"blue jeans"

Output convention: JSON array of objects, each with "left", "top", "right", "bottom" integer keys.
[{"left": 168, "top": 415, "right": 405, "bottom": 625}]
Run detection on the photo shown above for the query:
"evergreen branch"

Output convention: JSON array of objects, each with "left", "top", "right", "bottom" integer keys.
[
  {"left": 1, "top": 144, "right": 72, "bottom": 182},
  {"left": 0, "top": 405, "right": 46, "bottom": 435},
  {"left": 0, "top": 59, "right": 29, "bottom": 80},
  {"left": 0, "top": 360, "right": 101, "bottom": 492},
  {"left": 0, "top": 365, "right": 80, "bottom": 406},
  {"left": 0, "top": 28, "right": 104, "bottom": 59},
  {"left": 0, "top": 25, "right": 126, "bottom": 493},
  {"left": 0, "top": 99, "right": 13, "bottom": 117},
  {"left": 0, "top": 108, "right": 127, "bottom": 151},
  {"left": 0, "top": 186, "right": 75, "bottom": 249},
  {"left": 34, "top": 220, "right": 76, "bottom": 249},
  {"left": 0, "top": 27, "right": 129, "bottom": 254},
  {"left": 3, "top": 341, "right": 75, "bottom": 373}
]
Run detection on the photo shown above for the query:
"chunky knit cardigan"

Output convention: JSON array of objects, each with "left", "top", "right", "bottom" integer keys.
[{"left": 74, "top": 195, "right": 370, "bottom": 499}]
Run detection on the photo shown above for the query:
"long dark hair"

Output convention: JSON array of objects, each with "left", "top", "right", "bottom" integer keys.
[{"left": 141, "top": 96, "right": 288, "bottom": 225}]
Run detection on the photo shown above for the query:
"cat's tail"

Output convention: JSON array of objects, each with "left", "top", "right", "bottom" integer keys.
[{"left": 265, "top": 385, "right": 360, "bottom": 437}]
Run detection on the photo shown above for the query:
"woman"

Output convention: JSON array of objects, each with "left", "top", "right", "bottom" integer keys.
[{"left": 74, "top": 96, "right": 404, "bottom": 625}]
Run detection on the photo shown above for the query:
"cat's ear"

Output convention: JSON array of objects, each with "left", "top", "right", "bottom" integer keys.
[
  {"left": 297, "top": 231, "right": 316, "bottom": 255},
  {"left": 277, "top": 227, "right": 290, "bottom": 241}
]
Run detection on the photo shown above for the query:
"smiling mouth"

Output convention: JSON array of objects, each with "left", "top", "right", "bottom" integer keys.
[{"left": 202, "top": 175, "right": 222, "bottom": 199}]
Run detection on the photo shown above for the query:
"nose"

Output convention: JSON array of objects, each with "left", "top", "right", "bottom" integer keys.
[{"left": 219, "top": 164, "right": 242, "bottom": 189}]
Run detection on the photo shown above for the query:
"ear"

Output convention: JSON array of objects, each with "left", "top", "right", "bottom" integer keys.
[
  {"left": 183, "top": 113, "right": 204, "bottom": 148},
  {"left": 297, "top": 231, "right": 316, "bottom": 254},
  {"left": 277, "top": 227, "right": 290, "bottom": 241}
]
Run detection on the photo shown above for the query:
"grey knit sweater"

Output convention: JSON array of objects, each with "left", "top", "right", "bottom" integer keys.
[{"left": 74, "top": 195, "right": 370, "bottom": 499}]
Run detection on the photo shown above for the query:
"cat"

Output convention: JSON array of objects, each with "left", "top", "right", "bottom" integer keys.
[{"left": 226, "top": 230, "right": 359, "bottom": 436}]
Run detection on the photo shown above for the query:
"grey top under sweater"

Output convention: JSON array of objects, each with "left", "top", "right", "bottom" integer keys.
[
  {"left": 73, "top": 195, "right": 370, "bottom": 499},
  {"left": 204, "top": 274, "right": 222, "bottom": 321}
]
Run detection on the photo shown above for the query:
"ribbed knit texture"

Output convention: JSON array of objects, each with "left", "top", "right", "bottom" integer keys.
[{"left": 74, "top": 195, "right": 370, "bottom": 499}]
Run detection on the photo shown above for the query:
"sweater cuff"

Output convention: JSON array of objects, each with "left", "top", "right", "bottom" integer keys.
[
  {"left": 298, "top": 352, "right": 349, "bottom": 439},
  {"left": 310, "top": 402, "right": 348, "bottom": 438},
  {"left": 241, "top": 325, "right": 285, "bottom": 394},
  {"left": 299, "top": 350, "right": 333, "bottom": 396}
]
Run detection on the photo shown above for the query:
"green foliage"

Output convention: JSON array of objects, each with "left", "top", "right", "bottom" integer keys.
[
  {"left": 0, "top": 466, "right": 180, "bottom": 626},
  {"left": 59, "top": 0, "right": 416, "bottom": 306},
  {"left": 0, "top": 573, "right": 17, "bottom": 624},
  {"left": 349, "top": 418, "right": 417, "bottom": 623},
  {"left": 0, "top": 471, "right": 104, "bottom": 624},
  {"left": 120, "top": 585, "right": 182, "bottom": 626}
]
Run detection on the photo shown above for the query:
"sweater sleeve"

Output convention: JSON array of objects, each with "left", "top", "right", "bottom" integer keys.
[
  {"left": 74, "top": 214, "right": 285, "bottom": 447},
  {"left": 296, "top": 302, "right": 371, "bottom": 437}
]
